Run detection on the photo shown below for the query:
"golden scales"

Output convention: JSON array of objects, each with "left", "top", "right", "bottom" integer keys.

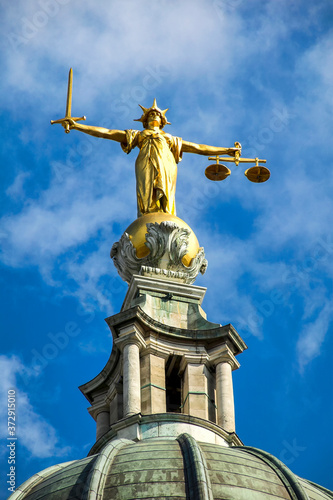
[{"left": 205, "top": 142, "right": 270, "bottom": 183}]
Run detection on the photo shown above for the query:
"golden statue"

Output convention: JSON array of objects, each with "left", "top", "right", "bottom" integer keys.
[
  {"left": 51, "top": 70, "right": 269, "bottom": 284},
  {"left": 60, "top": 99, "right": 239, "bottom": 217}
]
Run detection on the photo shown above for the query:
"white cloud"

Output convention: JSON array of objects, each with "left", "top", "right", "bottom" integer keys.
[
  {"left": 1, "top": 152, "right": 132, "bottom": 259},
  {"left": 0, "top": 355, "right": 70, "bottom": 458},
  {"left": 1, "top": 0, "right": 301, "bottom": 124},
  {"left": 296, "top": 303, "right": 333, "bottom": 372},
  {"left": 6, "top": 171, "right": 31, "bottom": 200},
  {"left": 296, "top": 31, "right": 333, "bottom": 94},
  {"left": 0, "top": 149, "right": 133, "bottom": 309},
  {"left": 60, "top": 240, "right": 127, "bottom": 312}
]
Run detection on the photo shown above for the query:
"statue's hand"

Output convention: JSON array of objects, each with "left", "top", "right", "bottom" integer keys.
[
  {"left": 62, "top": 118, "right": 76, "bottom": 130},
  {"left": 227, "top": 148, "right": 241, "bottom": 156},
  {"left": 228, "top": 142, "right": 242, "bottom": 157}
]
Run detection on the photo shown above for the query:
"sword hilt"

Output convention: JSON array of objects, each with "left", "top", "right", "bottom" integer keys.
[{"left": 50, "top": 115, "right": 86, "bottom": 133}]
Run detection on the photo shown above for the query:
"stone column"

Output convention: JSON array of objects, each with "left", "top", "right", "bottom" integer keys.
[
  {"left": 96, "top": 409, "right": 110, "bottom": 441},
  {"left": 114, "top": 324, "right": 146, "bottom": 418},
  {"left": 179, "top": 353, "right": 211, "bottom": 420},
  {"left": 211, "top": 345, "right": 240, "bottom": 433},
  {"left": 123, "top": 342, "right": 141, "bottom": 416},
  {"left": 216, "top": 360, "right": 234, "bottom": 432}
]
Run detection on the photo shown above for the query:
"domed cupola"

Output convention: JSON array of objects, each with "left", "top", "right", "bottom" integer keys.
[{"left": 11, "top": 434, "right": 333, "bottom": 499}]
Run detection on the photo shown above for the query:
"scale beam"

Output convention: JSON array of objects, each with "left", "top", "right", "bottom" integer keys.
[{"left": 208, "top": 156, "right": 266, "bottom": 165}]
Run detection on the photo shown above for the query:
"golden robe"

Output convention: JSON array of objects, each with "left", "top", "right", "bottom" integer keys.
[{"left": 121, "top": 129, "right": 183, "bottom": 217}]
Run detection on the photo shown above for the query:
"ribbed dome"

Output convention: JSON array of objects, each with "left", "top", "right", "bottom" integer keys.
[{"left": 11, "top": 434, "right": 333, "bottom": 500}]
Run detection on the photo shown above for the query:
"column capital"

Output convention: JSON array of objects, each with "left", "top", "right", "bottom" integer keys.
[
  {"left": 209, "top": 344, "right": 240, "bottom": 371},
  {"left": 141, "top": 334, "right": 171, "bottom": 360},
  {"left": 179, "top": 350, "right": 209, "bottom": 374},
  {"left": 114, "top": 324, "right": 146, "bottom": 351},
  {"left": 88, "top": 403, "right": 110, "bottom": 421}
]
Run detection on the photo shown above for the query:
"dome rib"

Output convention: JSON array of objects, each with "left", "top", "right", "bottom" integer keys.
[
  {"left": 238, "top": 446, "right": 310, "bottom": 500},
  {"left": 301, "top": 479, "right": 333, "bottom": 499},
  {"left": 8, "top": 461, "right": 76, "bottom": 500},
  {"left": 177, "top": 433, "right": 213, "bottom": 500},
  {"left": 84, "top": 438, "right": 133, "bottom": 499}
]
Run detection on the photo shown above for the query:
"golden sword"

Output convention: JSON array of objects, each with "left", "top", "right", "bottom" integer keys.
[{"left": 50, "top": 68, "right": 86, "bottom": 133}]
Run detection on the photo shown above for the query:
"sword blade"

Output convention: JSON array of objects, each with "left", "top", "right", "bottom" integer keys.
[{"left": 65, "top": 68, "right": 73, "bottom": 118}]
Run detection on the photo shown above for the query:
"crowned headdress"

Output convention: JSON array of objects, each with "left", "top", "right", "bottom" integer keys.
[{"left": 134, "top": 98, "right": 171, "bottom": 128}]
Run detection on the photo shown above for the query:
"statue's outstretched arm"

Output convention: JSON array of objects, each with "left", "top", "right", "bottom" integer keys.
[
  {"left": 182, "top": 140, "right": 240, "bottom": 157},
  {"left": 64, "top": 119, "right": 126, "bottom": 143}
]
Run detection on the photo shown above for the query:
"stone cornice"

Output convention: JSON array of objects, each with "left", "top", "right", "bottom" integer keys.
[
  {"left": 79, "top": 347, "right": 121, "bottom": 404},
  {"left": 106, "top": 305, "right": 247, "bottom": 354}
]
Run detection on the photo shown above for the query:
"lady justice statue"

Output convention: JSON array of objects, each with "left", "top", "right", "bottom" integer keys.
[
  {"left": 61, "top": 99, "right": 240, "bottom": 218},
  {"left": 51, "top": 71, "right": 242, "bottom": 284}
]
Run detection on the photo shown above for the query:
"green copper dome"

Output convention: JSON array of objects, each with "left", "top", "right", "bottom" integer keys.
[{"left": 10, "top": 434, "right": 333, "bottom": 500}]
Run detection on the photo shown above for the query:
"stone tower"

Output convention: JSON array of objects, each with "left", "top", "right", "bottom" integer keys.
[{"left": 81, "top": 273, "right": 246, "bottom": 446}]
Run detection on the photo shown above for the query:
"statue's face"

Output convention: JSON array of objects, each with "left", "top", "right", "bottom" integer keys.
[{"left": 147, "top": 110, "right": 162, "bottom": 128}]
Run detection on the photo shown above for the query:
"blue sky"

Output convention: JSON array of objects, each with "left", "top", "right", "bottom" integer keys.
[{"left": 1, "top": 0, "right": 333, "bottom": 496}]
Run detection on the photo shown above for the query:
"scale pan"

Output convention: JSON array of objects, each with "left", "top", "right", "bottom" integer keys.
[
  {"left": 245, "top": 166, "right": 270, "bottom": 183},
  {"left": 205, "top": 164, "right": 231, "bottom": 181}
]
